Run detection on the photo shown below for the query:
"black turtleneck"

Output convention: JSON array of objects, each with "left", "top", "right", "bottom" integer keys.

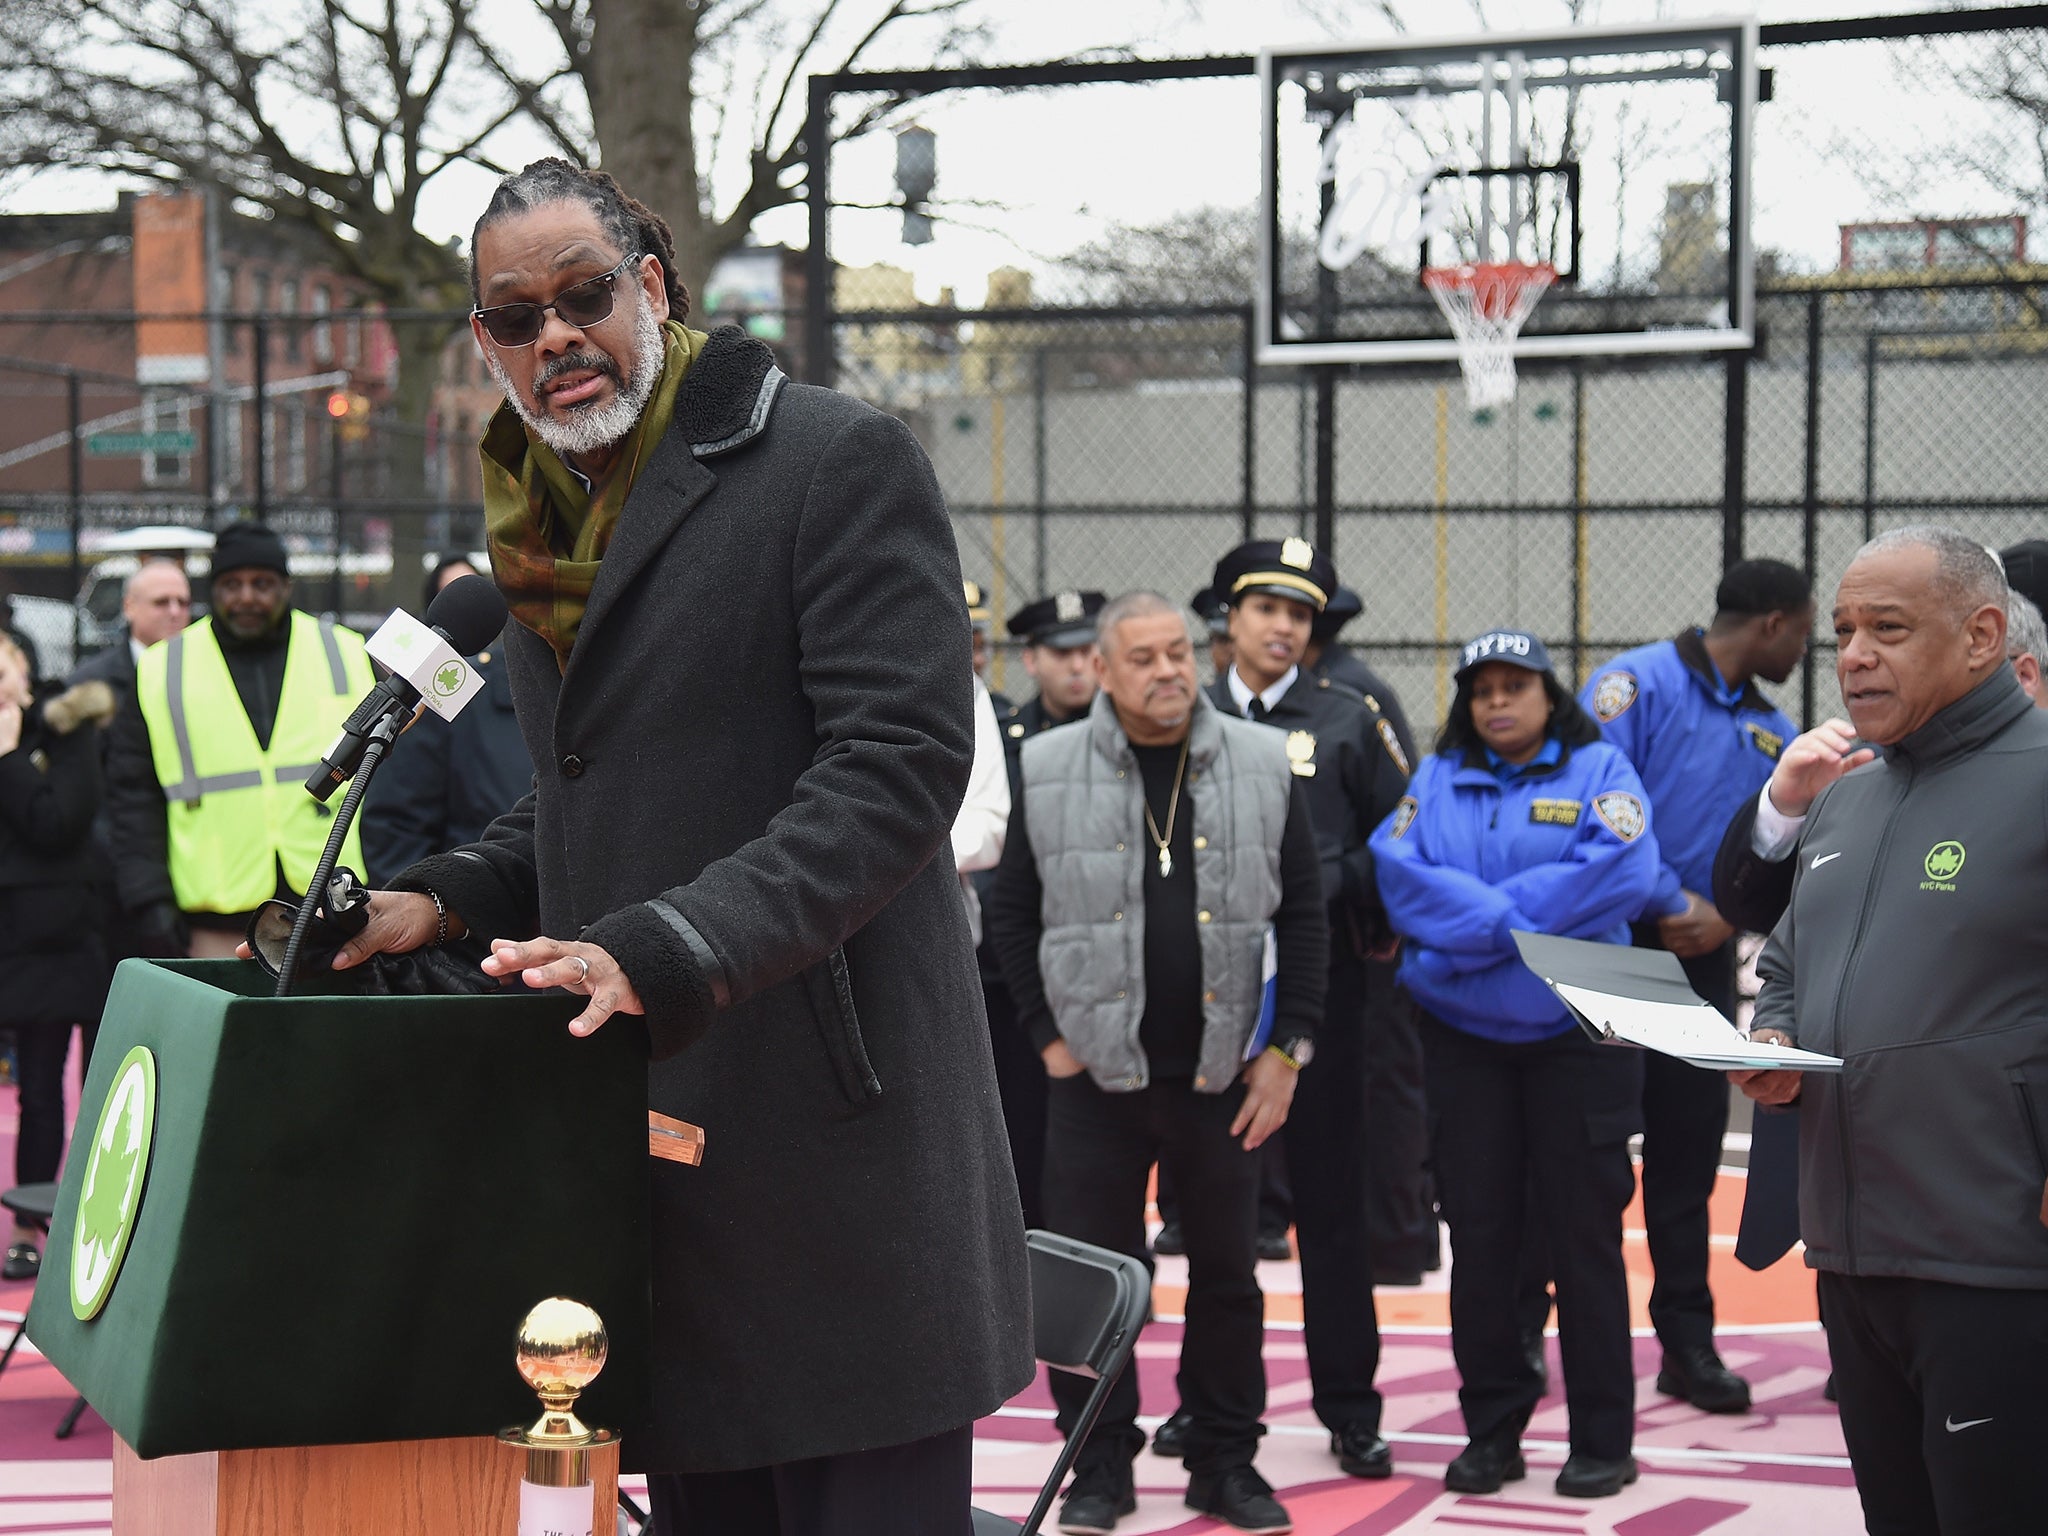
[{"left": 216, "top": 610, "right": 295, "bottom": 749}]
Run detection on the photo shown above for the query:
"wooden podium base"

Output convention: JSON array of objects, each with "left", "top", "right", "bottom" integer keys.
[{"left": 113, "top": 1433, "right": 621, "bottom": 1535}]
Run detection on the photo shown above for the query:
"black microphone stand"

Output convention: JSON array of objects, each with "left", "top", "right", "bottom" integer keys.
[{"left": 273, "top": 706, "right": 410, "bottom": 997}]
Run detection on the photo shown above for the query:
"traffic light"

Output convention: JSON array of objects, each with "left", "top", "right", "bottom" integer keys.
[{"left": 326, "top": 390, "right": 372, "bottom": 443}]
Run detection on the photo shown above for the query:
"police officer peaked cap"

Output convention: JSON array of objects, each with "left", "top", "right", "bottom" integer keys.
[
  {"left": 1214, "top": 538, "right": 1333, "bottom": 612},
  {"left": 209, "top": 520, "right": 290, "bottom": 584},
  {"left": 963, "top": 579, "right": 993, "bottom": 627},
  {"left": 1191, "top": 585, "right": 1230, "bottom": 639},
  {"left": 2003, "top": 541, "right": 2048, "bottom": 616},
  {"left": 1454, "top": 628, "right": 1554, "bottom": 682},
  {"left": 1008, "top": 589, "right": 1106, "bottom": 648},
  {"left": 1311, "top": 585, "right": 1363, "bottom": 643}
]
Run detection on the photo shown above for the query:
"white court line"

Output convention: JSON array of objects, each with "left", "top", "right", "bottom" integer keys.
[
  {"left": 1149, "top": 1316, "right": 1823, "bottom": 1337},
  {"left": 986, "top": 1408, "right": 1851, "bottom": 1473}
]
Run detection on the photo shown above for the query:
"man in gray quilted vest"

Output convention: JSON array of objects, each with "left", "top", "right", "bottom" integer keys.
[{"left": 988, "top": 591, "right": 1329, "bottom": 1535}]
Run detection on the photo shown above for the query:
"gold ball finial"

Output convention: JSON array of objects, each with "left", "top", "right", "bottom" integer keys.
[{"left": 514, "top": 1297, "right": 607, "bottom": 1444}]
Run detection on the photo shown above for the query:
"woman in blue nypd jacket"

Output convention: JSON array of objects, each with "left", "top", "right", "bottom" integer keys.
[{"left": 1370, "top": 629, "right": 1660, "bottom": 1502}]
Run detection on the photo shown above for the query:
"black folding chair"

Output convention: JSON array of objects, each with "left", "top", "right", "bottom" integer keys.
[
  {"left": 0, "top": 1183, "right": 89, "bottom": 1437},
  {"left": 972, "top": 1229, "right": 1152, "bottom": 1536},
  {"left": 0, "top": 1182, "right": 57, "bottom": 1379}
]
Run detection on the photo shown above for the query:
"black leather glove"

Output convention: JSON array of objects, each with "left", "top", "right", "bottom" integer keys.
[
  {"left": 245, "top": 898, "right": 502, "bottom": 997},
  {"left": 130, "top": 900, "right": 189, "bottom": 959}
]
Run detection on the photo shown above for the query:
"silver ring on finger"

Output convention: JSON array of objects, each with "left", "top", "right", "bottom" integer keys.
[{"left": 569, "top": 954, "right": 591, "bottom": 987}]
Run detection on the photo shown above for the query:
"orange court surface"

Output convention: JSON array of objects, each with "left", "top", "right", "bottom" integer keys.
[{"left": 1, "top": 1069, "right": 1857, "bottom": 1534}]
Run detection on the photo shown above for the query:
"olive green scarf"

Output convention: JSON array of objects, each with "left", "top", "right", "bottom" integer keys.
[{"left": 480, "top": 320, "right": 706, "bottom": 668}]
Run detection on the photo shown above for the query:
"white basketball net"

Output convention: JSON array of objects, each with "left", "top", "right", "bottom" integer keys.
[{"left": 1424, "top": 262, "right": 1558, "bottom": 411}]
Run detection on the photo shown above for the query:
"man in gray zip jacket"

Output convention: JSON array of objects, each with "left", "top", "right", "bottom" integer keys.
[
  {"left": 988, "top": 591, "right": 1328, "bottom": 1536},
  {"left": 1735, "top": 525, "right": 2048, "bottom": 1536}
]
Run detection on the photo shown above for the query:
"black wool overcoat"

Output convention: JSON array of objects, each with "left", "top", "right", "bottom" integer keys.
[{"left": 399, "top": 327, "right": 1033, "bottom": 1473}]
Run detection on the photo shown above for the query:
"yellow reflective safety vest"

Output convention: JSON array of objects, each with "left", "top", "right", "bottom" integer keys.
[{"left": 136, "top": 611, "right": 376, "bottom": 914}]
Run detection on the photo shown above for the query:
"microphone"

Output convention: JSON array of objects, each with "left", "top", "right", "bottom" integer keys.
[{"left": 305, "top": 574, "right": 509, "bottom": 800}]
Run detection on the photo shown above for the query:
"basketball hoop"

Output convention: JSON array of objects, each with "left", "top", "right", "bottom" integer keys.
[{"left": 1423, "top": 261, "right": 1557, "bottom": 411}]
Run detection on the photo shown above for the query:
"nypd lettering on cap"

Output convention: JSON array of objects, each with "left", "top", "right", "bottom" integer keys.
[{"left": 1462, "top": 631, "right": 1533, "bottom": 670}]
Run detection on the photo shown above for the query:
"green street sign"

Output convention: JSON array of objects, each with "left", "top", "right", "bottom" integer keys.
[
  {"left": 72, "top": 1045, "right": 158, "bottom": 1321},
  {"left": 86, "top": 431, "right": 197, "bottom": 457}
]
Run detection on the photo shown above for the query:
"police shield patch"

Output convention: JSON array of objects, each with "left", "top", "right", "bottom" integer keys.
[
  {"left": 1389, "top": 795, "right": 1419, "bottom": 839},
  {"left": 1593, "top": 791, "right": 1646, "bottom": 842},
  {"left": 1591, "top": 671, "right": 1638, "bottom": 721},
  {"left": 1376, "top": 718, "right": 1410, "bottom": 776},
  {"left": 1286, "top": 730, "right": 1318, "bottom": 777}
]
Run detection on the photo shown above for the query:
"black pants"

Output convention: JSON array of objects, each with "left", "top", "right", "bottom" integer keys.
[
  {"left": 1362, "top": 959, "right": 1435, "bottom": 1276},
  {"left": 980, "top": 972, "right": 1047, "bottom": 1230},
  {"left": 12, "top": 1018, "right": 97, "bottom": 1188},
  {"left": 1422, "top": 1016, "right": 1641, "bottom": 1460},
  {"left": 1636, "top": 938, "right": 1735, "bottom": 1354},
  {"left": 1155, "top": 1142, "right": 1292, "bottom": 1240},
  {"left": 645, "top": 1424, "right": 973, "bottom": 1536},
  {"left": 1043, "top": 1073, "right": 1265, "bottom": 1475},
  {"left": 1819, "top": 1272, "right": 2048, "bottom": 1536},
  {"left": 1283, "top": 947, "right": 1383, "bottom": 1435}
]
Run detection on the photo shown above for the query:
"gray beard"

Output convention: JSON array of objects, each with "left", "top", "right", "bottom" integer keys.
[{"left": 487, "top": 288, "right": 665, "bottom": 461}]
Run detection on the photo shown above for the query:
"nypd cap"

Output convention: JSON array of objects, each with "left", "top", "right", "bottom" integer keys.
[
  {"left": 1190, "top": 585, "right": 1230, "bottom": 639},
  {"left": 963, "top": 579, "right": 993, "bottom": 628},
  {"left": 1213, "top": 538, "right": 1334, "bottom": 612},
  {"left": 1454, "top": 628, "right": 1554, "bottom": 681},
  {"left": 1008, "top": 589, "right": 1106, "bottom": 648},
  {"left": 2004, "top": 541, "right": 2048, "bottom": 617}
]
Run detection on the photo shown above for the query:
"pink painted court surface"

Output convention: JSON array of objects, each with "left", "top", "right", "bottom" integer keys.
[{"left": 0, "top": 1068, "right": 1859, "bottom": 1534}]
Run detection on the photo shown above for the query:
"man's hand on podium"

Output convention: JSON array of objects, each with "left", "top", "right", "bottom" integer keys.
[
  {"left": 484, "top": 935, "right": 646, "bottom": 1038},
  {"left": 233, "top": 891, "right": 456, "bottom": 969}
]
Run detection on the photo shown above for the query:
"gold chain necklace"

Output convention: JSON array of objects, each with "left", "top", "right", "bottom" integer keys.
[{"left": 1141, "top": 732, "right": 1193, "bottom": 879}]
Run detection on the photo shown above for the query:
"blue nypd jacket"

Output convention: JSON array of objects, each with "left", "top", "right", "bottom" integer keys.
[
  {"left": 1580, "top": 630, "right": 1796, "bottom": 919},
  {"left": 1370, "top": 736, "right": 1662, "bottom": 1042}
]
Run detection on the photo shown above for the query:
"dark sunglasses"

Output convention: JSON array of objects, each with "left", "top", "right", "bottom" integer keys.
[{"left": 473, "top": 256, "right": 635, "bottom": 347}]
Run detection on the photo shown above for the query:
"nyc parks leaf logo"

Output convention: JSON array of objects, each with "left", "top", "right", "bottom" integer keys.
[
  {"left": 1921, "top": 840, "right": 1966, "bottom": 890},
  {"left": 431, "top": 658, "right": 469, "bottom": 698},
  {"left": 71, "top": 1046, "right": 157, "bottom": 1321}
]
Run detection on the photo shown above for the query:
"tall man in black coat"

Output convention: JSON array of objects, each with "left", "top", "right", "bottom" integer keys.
[{"left": 327, "top": 160, "right": 1030, "bottom": 1535}]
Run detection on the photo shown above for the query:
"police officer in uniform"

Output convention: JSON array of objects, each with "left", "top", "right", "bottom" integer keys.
[
  {"left": 1306, "top": 584, "right": 1419, "bottom": 768},
  {"left": 1193, "top": 585, "right": 1233, "bottom": 683},
  {"left": 966, "top": 579, "right": 1006, "bottom": 705},
  {"left": 1577, "top": 559, "right": 1810, "bottom": 1415},
  {"left": 1163, "top": 538, "right": 1410, "bottom": 1481},
  {"left": 982, "top": 588, "right": 1103, "bottom": 1226},
  {"left": 1300, "top": 578, "right": 1434, "bottom": 1284},
  {"left": 998, "top": 589, "right": 1106, "bottom": 763}
]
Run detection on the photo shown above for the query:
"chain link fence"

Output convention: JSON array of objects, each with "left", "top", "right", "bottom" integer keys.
[
  {"left": 4, "top": 280, "right": 2042, "bottom": 728},
  {"left": 832, "top": 273, "right": 2048, "bottom": 730}
]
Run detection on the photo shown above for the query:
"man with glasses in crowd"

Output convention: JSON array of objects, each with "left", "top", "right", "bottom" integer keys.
[{"left": 71, "top": 558, "right": 193, "bottom": 706}]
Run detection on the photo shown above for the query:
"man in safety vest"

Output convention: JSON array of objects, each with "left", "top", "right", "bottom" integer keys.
[{"left": 105, "top": 521, "right": 376, "bottom": 958}]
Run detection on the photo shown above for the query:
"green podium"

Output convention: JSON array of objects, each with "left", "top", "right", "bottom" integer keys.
[{"left": 26, "top": 958, "right": 652, "bottom": 1464}]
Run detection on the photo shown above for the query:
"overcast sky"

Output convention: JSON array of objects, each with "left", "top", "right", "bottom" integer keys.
[{"left": 2, "top": 0, "right": 2033, "bottom": 304}]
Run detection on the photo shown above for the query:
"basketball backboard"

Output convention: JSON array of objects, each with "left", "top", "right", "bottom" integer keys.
[{"left": 1257, "top": 17, "right": 1758, "bottom": 367}]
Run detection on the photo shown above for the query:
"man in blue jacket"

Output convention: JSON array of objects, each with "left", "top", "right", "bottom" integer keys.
[{"left": 1579, "top": 559, "right": 1811, "bottom": 1413}]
